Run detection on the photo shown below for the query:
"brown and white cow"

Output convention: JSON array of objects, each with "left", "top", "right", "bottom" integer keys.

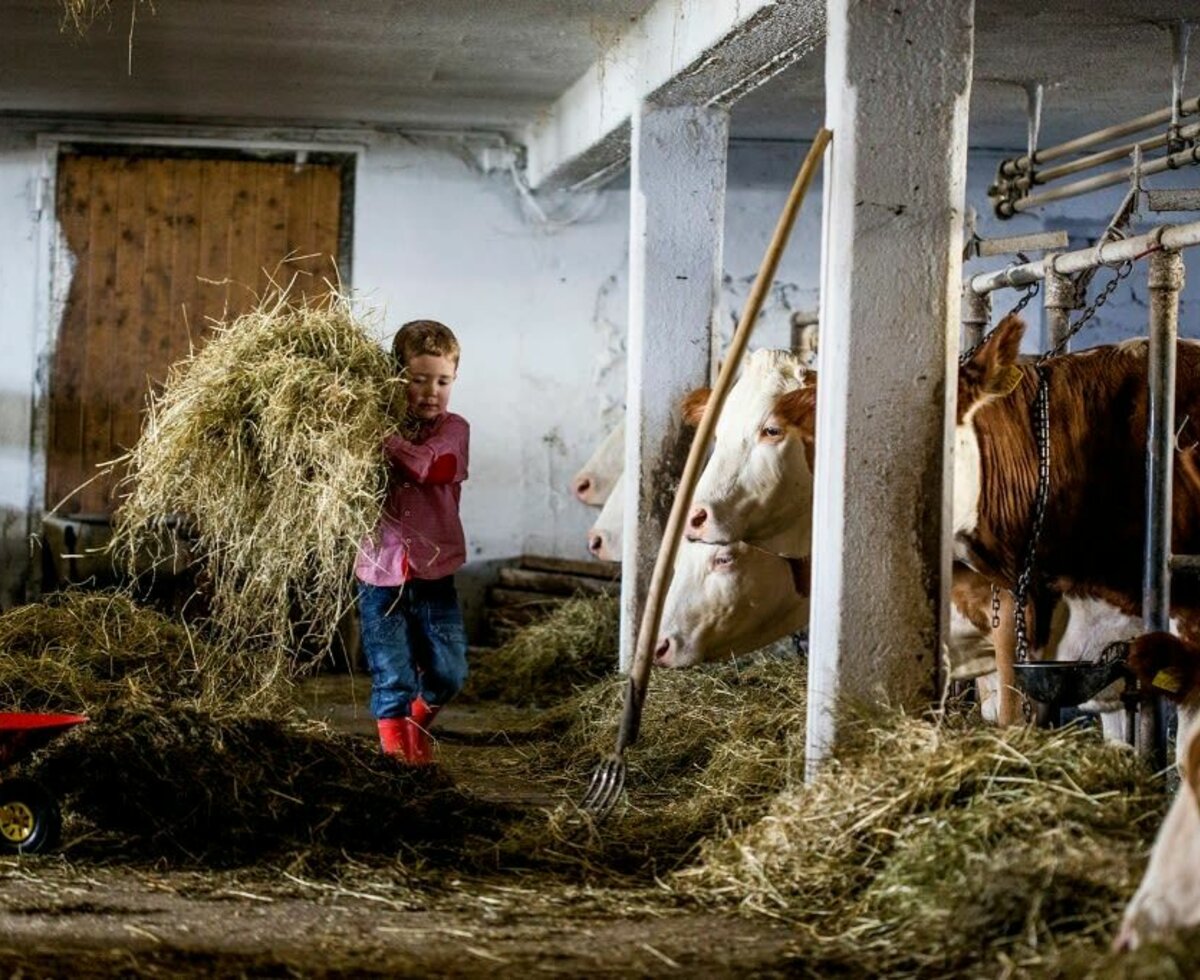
[
  {"left": 956, "top": 316, "right": 1200, "bottom": 640},
  {"left": 1114, "top": 632, "right": 1200, "bottom": 950},
  {"left": 571, "top": 419, "right": 624, "bottom": 506},
  {"left": 655, "top": 539, "right": 810, "bottom": 667}
]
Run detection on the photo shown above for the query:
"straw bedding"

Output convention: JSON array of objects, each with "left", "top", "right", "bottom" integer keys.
[
  {"left": 112, "top": 288, "right": 407, "bottom": 665},
  {"left": 678, "top": 711, "right": 1170, "bottom": 977},
  {"left": 464, "top": 593, "right": 620, "bottom": 706}
]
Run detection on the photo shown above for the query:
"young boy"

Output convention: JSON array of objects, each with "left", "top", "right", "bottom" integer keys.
[{"left": 355, "top": 319, "right": 469, "bottom": 765}]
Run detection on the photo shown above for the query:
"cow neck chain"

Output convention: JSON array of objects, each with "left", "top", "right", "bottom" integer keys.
[
  {"left": 1011, "top": 364, "right": 1050, "bottom": 664},
  {"left": 1006, "top": 255, "right": 1137, "bottom": 662},
  {"left": 959, "top": 281, "right": 1040, "bottom": 366}
]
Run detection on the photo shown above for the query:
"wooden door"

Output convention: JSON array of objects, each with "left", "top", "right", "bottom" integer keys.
[{"left": 48, "top": 150, "right": 347, "bottom": 514}]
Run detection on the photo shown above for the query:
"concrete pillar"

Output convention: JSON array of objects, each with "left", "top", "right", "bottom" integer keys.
[
  {"left": 620, "top": 102, "right": 729, "bottom": 671},
  {"left": 807, "top": 0, "right": 975, "bottom": 775}
]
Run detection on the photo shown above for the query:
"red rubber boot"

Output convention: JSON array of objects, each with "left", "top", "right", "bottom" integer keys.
[
  {"left": 404, "top": 697, "right": 440, "bottom": 766},
  {"left": 377, "top": 717, "right": 406, "bottom": 756}
]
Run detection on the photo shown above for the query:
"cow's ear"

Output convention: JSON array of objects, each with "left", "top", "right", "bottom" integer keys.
[
  {"left": 775, "top": 386, "right": 817, "bottom": 435},
  {"left": 1129, "top": 632, "right": 1200, "bottom": 704},
  {"left": 680, "top": 387, "right": 712, "bottom": 426},
  {"left": 959, "top": 314, "right": 1026, "bottom": 413}
]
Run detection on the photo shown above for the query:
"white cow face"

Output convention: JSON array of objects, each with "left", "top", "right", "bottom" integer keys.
[
  {"left": 686, "top": 350, "right": 816, "bottom": 557},
  {"left": 586, "top": 470, "right": 624, "bottom": 561},
  {"left": 655, "top": 539, "right": 809, "bottom": 669},
  {"left": 1115, "top": 707, "right": 1200, "bottom": 950},
  {"left": 572, "top": 419, "right": 625, "bottom": 506}
]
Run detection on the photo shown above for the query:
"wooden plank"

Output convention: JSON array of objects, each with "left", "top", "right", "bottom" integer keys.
[
  {"left": 196, "top": 158, "right": 235, "bottom": 326},
  {"left": 518, "top": 554, "right": 622, "bottom": 580},
  {"left": 254, "top": 163, "right": 291, "bottom": 294},
  {"left": 488, "top": 587, "right": 567, "bottom": 610},
  {"left": 47, "top": 155, "right": 92, "bottom": 511},
  {"left": 77, "top": 155, "right": 120, "bottom": 512},
  {"left": 140, "top": 159, "right": 175, "bottom": 391},
  {"left": 226, "top": 161, "right": 260, "bottom": 308},
  {"left": 168, "top": 158, "right": 203, "bottom": 359},
  {"left": 284, "top": 163, "right": 315, "bottom": 289},
  {"left": 308, "top": 163, "right": 342, "bottom": 291},
  {"left": 110, "top": 155, "right": 148, "bottom": 473},
  {"left": 497, "top": 566, "right": 619, "bottom": 597}
]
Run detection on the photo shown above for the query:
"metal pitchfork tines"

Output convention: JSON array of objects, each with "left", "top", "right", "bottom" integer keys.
[
  {"left": 577, "top": 127, "right": 832, "bottom": 822},
  {"left": 579, "top": 676, "right": 644, "bottom": 819}
]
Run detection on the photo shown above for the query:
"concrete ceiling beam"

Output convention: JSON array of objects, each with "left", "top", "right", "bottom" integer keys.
[{"left": 522, "top": 0, "right": 824, "bottom": 191}]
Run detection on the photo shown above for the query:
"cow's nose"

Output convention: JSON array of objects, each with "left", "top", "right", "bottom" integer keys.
[
  {"left": 654, "top": 637, "right": 672, "bottom": 666},
  {"left": 588, "top": 532, "right": 605, "bottom": 557},
  {"left": 574, "top": 477, "right": 592, "bottom": 500},
  {"left": 688, "top": 506, "right": 708, "bottom": 531}
]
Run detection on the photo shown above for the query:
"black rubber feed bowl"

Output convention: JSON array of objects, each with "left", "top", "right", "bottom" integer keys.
[{"left": 1012, "top": 661, "right": 1129, "bottom": 708}]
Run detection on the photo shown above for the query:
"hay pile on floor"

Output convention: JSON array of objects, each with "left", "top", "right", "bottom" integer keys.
[
  {"left": 25, "top": 707, "right": 498, "bottom": 866},
  {"left": 679, "top": 713, "right": 1167, "bottom": 977},
  {"left": 493, "top": 652, "right": 808, "bottom": 878},
  {"left": 113, "top": 288, "right": 406, "bottom": 664},
  {"left": 465, "top": 593, "right": 619, "bottom": 705},
  {"left": 0, "top": 591, "right": 287, "bottom": 717}
]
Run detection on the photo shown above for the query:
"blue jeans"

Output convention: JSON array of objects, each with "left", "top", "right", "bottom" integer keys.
[{"left": 357, "top": 577, "right": 469, "bottom": 719}]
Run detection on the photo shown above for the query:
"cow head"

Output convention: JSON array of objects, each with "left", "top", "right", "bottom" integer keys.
[
  {"left": 684, "top": 349, "right": 816, "bottom": 556},
  {"left": 586, "top": 470, "right": 625, "bottom": 561},
  {"left": 1114, "top": 633, "right": 1200, "bottom": 950},
  {"left": 654, "top": 538, "right": 809, "bottom": 668},
  {"left": 571, "top": 419, "right": 625, "bottom": 506}
]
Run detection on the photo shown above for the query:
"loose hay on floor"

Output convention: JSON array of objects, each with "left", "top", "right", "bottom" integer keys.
[
  {"left": 0, "top": 591, "right": 287, "bottom": 717},
  {"left": 24, "top": 707, "right": 498, "bottom": 867},
  {"left": 465, "top": 593, "right": 620, "bottom": 706},
  {"left": 679, "top": 712, "right": 1169, "bottom": 978},
  {"left": 112, "top": 287, "right": 407, "bottom": 664},
  {"left": 493, "top": 652, "right": 809, "bottom": 879}
]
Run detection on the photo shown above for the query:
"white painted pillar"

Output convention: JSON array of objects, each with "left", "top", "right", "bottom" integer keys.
[
  {"left": 620, "top": 102, "right": 729, "bottom": 671},
  {"left": 807, "top": 0, "right": 975, "bottom": 773}
]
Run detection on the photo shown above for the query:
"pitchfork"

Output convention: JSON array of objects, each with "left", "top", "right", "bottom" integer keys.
[{"left": 580, "top": 128, "right": 833, "bottom": 821}]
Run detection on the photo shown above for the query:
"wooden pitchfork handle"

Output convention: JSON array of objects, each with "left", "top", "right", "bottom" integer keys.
[{"left": 614, "top": 128, "right": 833, "bottom": 755}]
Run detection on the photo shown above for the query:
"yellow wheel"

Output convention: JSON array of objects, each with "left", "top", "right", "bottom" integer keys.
[
  {"left": 0, "top": 801, "right": 34, "bottom": 845},
  {"left": 0, "top": 780, "right": 61, "bottom": 854}
]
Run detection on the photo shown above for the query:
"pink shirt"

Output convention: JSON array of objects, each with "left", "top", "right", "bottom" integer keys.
[{"left": 355, "top": 412, "right": 469, "bottom": 586}]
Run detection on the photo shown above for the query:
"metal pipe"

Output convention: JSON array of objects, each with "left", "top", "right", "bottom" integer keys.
[
  {"left": 960, "top": 283, "right": 990, "bottom": 349},
  {"left": 1002, "top": 142, "right": 1200, "bottom": 216},
  {"left": 1140, "top": 249, "right": 1186, "bottom": 764},
  {"left": 1000, "top": 95, "right": 1200, "bottom": 177},
  {"left": 1034, "top": 122, "right": 1200, "bottom": 185},
  {"left": 1172, "top": 22, "right": 1194, "bottom": 146},
  {"left": 969, "top": 216, "right": 1200, "bottom": 295},
  {"left": 1042, "top": 266, "right": 1075, "bottom": 352}
]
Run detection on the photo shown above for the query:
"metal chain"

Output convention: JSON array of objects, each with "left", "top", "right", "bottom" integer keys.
[
  {"left": 990, "top": 584, "right": 1001, "bottom": 630},
  {"left": 1039, "top": 259, "right": 1134, "bottom": 362},
  {"left": 959, "top": 281, "right": 1040, "bottom": 366},
  {"left": 1011, "top": 364, "right": 1050, "bottom": 664}
]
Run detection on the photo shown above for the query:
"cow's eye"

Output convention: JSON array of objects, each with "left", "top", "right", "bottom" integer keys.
[
  {"left": 713, "top": 552, "right": 736, "bottom": 569},
  {"left": 760, "top": 424, "right": 784, "bottom": 441}
]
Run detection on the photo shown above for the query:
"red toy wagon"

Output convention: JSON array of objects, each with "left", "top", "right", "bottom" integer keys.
[{"left": 0, "top": 713, "right": 87, "bottom": 854}]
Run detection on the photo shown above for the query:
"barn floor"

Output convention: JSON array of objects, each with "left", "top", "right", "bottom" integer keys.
[{"left": 0, "top": 675, "right": 804, "bottom": 978}]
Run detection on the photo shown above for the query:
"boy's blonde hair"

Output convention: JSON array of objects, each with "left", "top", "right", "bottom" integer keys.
[{"left": 392, "top": 320, "right": 461, "bottom": 370}]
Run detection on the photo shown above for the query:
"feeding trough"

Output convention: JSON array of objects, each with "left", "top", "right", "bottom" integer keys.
[
  {"left": 0, "top": 712, "right": 87, "bottom": 854},
  {"left": 1012, "top": 643, "right": 1130, "bottom": 710}
]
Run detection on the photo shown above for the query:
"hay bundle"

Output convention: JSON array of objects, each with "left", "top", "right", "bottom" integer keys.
[
  {"left": 25, "top": 706, "right": 498, "bottom": 864},
  {"left": 497, "top": 653, "right": 808, "bottom": 877},
  {"left": 465, "top": 594, "right": 620, "bottom": 705},
  {"left": 113, "top": 289, "right": 406, "bottom": 663},
  {"left": 0, "top": 591, "right": 286, "bottom": 717},
  {"left": 681, "top": 714, "right": 1167, "bottom": 976}
]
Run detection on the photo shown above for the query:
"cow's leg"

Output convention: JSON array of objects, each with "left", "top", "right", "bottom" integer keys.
[{"left": 992, "top": 591, "right": 1034, "bottom": 727}]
